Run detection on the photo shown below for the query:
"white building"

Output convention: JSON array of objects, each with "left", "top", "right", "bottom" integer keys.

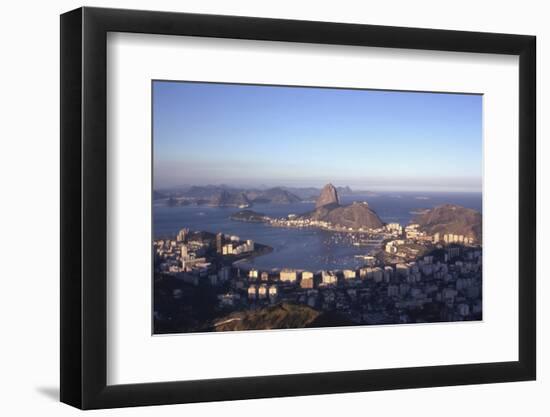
[
  {"left": 302, "top": 271, "right": 314, "bottom": 280},
  {"left": 300, "top": 271, "right": 314, "bottom": 289},
  {"left": 343, "top": 269, "right": 357, "bottom": 279},
  {"left": 386, "top": 223, "right": 403, "bottom": 234},
  {"left": 180, "top": 245, "right": 188, "bottom": 259},
  {"left": 321, "top": 271, "right": 338, "bottom": 285},
  {"left": 176, "top": 228, "right": 188, "bottom": 242},
  {"left": 280, "top": 269, "right": 297, "bottom": 282},
  {"left": 268, "top": 285, "right": 278, "bottom": 298},
  {"left": 258, "top": 284, "right": 268, "bottom": 299}
]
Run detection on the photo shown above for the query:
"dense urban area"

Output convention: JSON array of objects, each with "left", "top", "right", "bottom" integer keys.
[{"left": 154, "top": 184, "right": 482, "bottom": 333}]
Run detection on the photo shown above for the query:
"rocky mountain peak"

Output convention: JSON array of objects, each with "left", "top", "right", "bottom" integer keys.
[{"left": 316, "top": 183, "right": 340, "bottom": 208}]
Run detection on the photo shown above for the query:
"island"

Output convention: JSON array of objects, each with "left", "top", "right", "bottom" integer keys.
[{"left": 229, "top": 210, "right": 269, "bottom": 223}]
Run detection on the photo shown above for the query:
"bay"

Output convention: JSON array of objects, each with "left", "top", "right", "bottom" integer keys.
[{"left": 153, "top": 191, "right": 482, "bottom": 272}]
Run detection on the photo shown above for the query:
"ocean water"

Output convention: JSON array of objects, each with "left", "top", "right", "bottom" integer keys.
[{"left": 153, "top": 192, "right": 482, "bottom": 271}]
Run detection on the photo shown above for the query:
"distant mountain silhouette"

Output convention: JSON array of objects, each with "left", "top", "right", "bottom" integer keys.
[
  {"left": 209, "top": 190, "right": 251, "bottom": 207},
  {"left": 335, "top": 185, "right": 354, "bottom": 196},
  {"left": 185, "top": 185, "right": 231, "bottom": 199},
  {"left": 168, "top": 185, "right": 301, "bottom": 206},
  {"left": 154, "top": 184, "right": 373, "bottom": 204},
  {"left": 245, "top": 187, "right": 301, "bottom": 204}
]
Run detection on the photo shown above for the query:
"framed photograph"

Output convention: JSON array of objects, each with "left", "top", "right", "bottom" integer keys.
[{"left": 60, "top": 6, "right": 536, "bottom": 409}]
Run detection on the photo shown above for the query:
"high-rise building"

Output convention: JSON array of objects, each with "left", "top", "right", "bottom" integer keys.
[
  {"left": 218, "top": 266, "right": 230, "bottom": 282},
  {"left": 176, "top": 228, "right": 188, "bottom": 242},
  {"left": 280, "top": 269, "right": 297, "bottom": 282},
  {"left": 222, "top": 244, "right": 233, "bottom": 255},
  {"left": 384, "top": 266, "right": 394, "bottom": 282},
  {"left": 321, "top": 271, "right": 338, "bottom": 285},
  {"left": 386, "top": 223, "right": 403, "bottom": 234},
  {"left": 300, "top": 271, "right": 314, "bottom": 289},
  {"left": 372, "top": 267, "right": 384, "bottom": 283},
  {"left": 268, "top": 285, "right": 278, "bottom": 298},
  {"left": 447, "top": 247, "right": 460, "bottom": 259},
  {"left": 343, "top": 269, "right": 356, "bottom": 280},
  {"left": 248, "top": 285, "right": 257, "bottom": 300},
  {"left": 301, "top": 271, "right": 314, "bottom": 280},
  {"left": 216, "top": 232, "right": 223, "bottom": 254}
]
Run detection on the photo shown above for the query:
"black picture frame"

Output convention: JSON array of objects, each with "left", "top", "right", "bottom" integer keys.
[{"left": 60, "top": 6, "right": 536, "bottom": 410}]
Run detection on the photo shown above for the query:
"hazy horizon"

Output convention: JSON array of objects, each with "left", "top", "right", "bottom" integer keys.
[
  {"left": 154, "top": 181, "right": 482, "bottom": 194},
  {"left": 153, "top": 81, "right": 483, "bottom": 192}
]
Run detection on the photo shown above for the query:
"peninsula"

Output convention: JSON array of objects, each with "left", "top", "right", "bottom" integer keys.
[{"left": 231, "top": 183, "right": 385, "bottom": 232}]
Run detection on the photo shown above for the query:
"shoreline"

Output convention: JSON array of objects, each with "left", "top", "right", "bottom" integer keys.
[{"left": 230, "top": 212, "right": 390, "bottom": 236}]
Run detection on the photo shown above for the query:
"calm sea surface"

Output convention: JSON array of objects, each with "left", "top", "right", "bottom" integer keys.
[{"left": 154, "top": 192, "right": 482, "bottom": 271}]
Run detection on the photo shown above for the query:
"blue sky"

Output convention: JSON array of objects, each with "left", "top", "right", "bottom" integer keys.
[{"left": 153, "top": 81, "right": 482, "bottom": 192}]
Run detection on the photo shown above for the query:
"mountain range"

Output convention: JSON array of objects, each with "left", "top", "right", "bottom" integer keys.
[
  {"left": 157, "top": 185, "right": 302, "bottom": 207},
  {"left": 154, "top": 184, "right": 369, "bottom": 205}
]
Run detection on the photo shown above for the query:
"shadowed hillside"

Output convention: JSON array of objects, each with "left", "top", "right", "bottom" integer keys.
[
  {"left": 413, "top": 204, "right": 482, "bottom": 242},
  {"left": 212, "top": 303, "right": 321, "bottom": 331}
]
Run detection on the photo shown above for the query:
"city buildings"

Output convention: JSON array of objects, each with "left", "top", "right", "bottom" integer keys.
[
  {"left": 154, "top": 220, "right": 483, "bottom": 333},
  {"left": 300, "top": 271, "right": 314, "bottom": 289},
  {"left": 321, "top": 271, "right": 338, "bottom": 285},
  {"left": 280, "top": 269, "right": 297, "bottom": 282}
]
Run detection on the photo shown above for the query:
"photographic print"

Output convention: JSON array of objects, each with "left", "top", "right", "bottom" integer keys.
[{"left": 152, "top": 81, "right": 483, "bottom": 335}]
